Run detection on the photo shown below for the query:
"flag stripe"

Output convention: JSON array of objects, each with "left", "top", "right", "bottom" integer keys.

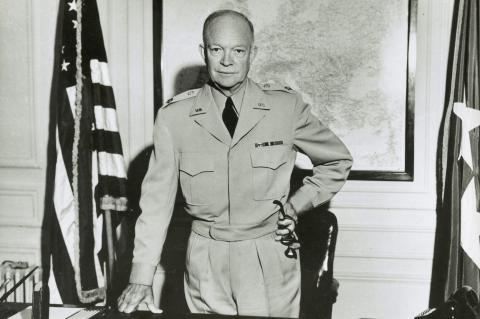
[
  {"left": 50, "top": 215, "right": 80, "bottom": 304},
  {"left": 90, "top": 59, "right": 111, "bottom": 86},
  {"left": 460, "top": 180, "right": 480, "bottom": 267},
  {"left": 58, "top": 93, "right": 75, "bottom": 184},
  {"left": 93, "top": 130, "right": 125, "bottom": 155},
  {"left": 48, "top": 266, "right": 63, "bottom": 304},
  {"left": 94, "top": 106, "right": 119, "bottom": 132},
  {"left": 97, "top": 175, "right": 128, "bottom": 198},
  {"left": 97, "top": 151, "right": 127, "bottom": 178},
  {"left": 66, "top": 86, "right": 77, "bottom": 116},
  {"left": 92, "top": 84, "right": 116, "bottom": 109},
  {"left": 53, "top": 133, "right": 76, "bottom": 264}
]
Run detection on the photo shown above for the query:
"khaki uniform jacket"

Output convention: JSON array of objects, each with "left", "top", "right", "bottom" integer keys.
[{"left": 130, "top": 78, "right": 353, "bottom": 285}]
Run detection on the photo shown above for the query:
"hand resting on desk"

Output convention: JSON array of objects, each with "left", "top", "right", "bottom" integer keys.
[{"left": 117, "top": 283, "right": 162, "bottom": 314}]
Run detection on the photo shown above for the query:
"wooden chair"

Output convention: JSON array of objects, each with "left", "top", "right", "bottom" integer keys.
[{"left": 297, "top": 208, "right": 339, "bottom": 319}]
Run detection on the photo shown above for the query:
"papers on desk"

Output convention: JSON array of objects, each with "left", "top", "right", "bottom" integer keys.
[{"left": 8, "top": 306, "right": 101, "bottom": 319}]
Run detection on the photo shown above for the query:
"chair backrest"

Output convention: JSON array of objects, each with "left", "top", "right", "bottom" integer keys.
[{"left": 297, "top": 208, "right": 339, "bottom": 319}]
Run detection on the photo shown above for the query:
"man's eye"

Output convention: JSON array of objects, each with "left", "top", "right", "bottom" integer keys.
[
  {"left": 209, "top": 47, "right": 222, "bottom": 55},
  {"left": 234, "top": 49, "right": 246, "bottom": 57}
]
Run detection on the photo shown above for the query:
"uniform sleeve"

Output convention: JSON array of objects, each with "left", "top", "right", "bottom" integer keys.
[
  {"left": 129, "top": 110, "right": 179, "bottom": 286},
  {"left": 288, "top": 95, "right": 353, "bottom": 214}
]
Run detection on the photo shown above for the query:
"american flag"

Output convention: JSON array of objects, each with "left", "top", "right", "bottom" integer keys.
[{"left": 41, "top": 0, "right": 127, "bottom": 304}]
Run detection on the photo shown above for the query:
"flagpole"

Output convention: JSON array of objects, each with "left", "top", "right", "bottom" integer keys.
[{"left": 104, "top": 208, "right": 115, "bottom": 309}]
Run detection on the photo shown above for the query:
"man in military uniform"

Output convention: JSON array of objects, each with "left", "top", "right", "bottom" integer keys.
[{"left": 118, "top": 9, "right": 352, "bottom": 317}]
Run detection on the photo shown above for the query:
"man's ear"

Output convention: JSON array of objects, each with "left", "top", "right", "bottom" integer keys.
[
  {"left": 199, "top": 44, "right": 206, "bottom": 61},
  {"left": 250, "top": 45, "right": 258, "bottom": 63}
]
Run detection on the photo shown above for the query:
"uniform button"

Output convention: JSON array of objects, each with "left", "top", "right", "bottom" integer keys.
[{"left": 258, "top": 103, "right": 265, "bottom": 107}]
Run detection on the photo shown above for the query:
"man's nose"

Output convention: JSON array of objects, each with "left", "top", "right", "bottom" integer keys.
[{"left": 220, "top": 51, "right": 233, "bottom": 66}]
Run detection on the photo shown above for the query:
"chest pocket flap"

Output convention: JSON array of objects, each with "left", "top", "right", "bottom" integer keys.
[
  {"left": 251, "top": 147, "right": 288, "bottom": 170},
  {"left": 180, "top": 153, "right": 214, "bottom": 176}
]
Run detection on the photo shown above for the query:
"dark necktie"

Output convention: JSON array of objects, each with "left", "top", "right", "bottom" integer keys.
[{"left": 222, "top": 97, "right": 238, "bottom": 137}]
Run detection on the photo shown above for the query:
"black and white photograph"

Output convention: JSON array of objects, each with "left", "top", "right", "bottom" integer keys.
[{"left": 0, "top": 0, "right": 479, "bottom": 318}]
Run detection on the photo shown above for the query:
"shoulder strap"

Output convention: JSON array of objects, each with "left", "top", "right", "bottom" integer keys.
[
  {"left": 162, "top": 88, "right": 200, "bottom": 108},
  {"left": 259, "top": 81, "right": 296, "bottom": 94}
]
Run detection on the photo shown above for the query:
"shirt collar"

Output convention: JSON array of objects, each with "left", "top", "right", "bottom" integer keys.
[{"left": 210, "top": 81, "right": 247, "bottom": 115}]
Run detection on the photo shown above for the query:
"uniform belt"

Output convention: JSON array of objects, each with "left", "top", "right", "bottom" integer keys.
[{"left": 191, "top": 214, "right": 277, "bottom": 242}]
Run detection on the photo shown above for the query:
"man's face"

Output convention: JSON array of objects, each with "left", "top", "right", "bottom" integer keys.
[{"left": 200, "top": 15, "right": 257, "bottom": 95}]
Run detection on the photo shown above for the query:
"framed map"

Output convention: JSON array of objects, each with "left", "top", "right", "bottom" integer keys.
[{"left": 154, "top": 0, "right": 416, "bottom": 181}]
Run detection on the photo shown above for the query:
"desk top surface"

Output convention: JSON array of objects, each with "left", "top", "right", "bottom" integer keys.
[{"left": 0, "top": 303, "right": 285, "bottom": 319}]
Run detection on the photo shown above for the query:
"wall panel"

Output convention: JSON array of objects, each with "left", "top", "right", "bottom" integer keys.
[
  {"left": 0, "top": 0, "right": 55, "bottom": 266},
  {"left": 0, "top": 186, "right": 40, "bottom": 226},
  {"left": 0, "top": 0, "right": 37, "bottom": 168}
]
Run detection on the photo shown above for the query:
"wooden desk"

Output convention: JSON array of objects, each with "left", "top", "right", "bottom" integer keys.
[
  {"left": 98, "top": 311, "right": 279, "bottom": 319},
  {"left": 0, "top": 303, "right": 284, "bottom": 319},
  {"left": 0, "top": 302, "right": 28, "bottom": 317}
]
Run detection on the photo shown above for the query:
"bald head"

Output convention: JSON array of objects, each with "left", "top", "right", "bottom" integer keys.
[
  {"left": 202, "top": 10, "right": 254, "bottom": 45},
  {"left": 199, "top": 9, "right": 257, "bottom": 96}
]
